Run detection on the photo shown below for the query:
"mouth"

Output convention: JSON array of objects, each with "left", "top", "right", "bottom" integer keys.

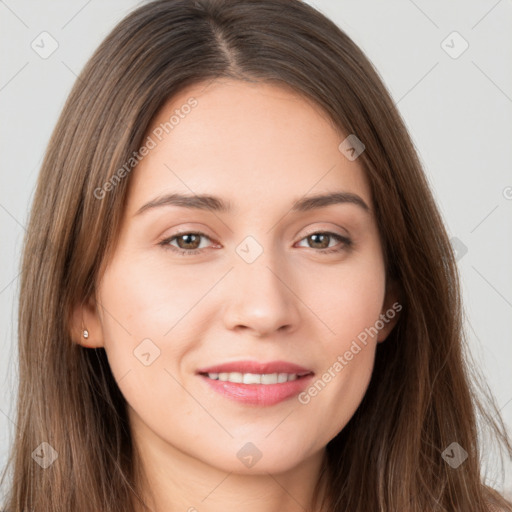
[
  {"left": 198, "top": 371, "right": 313, "bottom": 384},
  {"left": 196, "top": 359, "right": 313, "bottom": 377},
  {"left": 196, "top": 360, "right": 315, "bottom": 406}
]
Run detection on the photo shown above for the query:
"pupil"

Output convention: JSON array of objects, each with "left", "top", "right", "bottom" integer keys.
[
  {"left": 310, "top": 234, "right": 328, "bottom": 249},
  {"left": 180, "top": 234, "right": 199, "bottom": 249}
]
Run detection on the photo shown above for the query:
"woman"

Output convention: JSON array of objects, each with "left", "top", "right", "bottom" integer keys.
[{"left": 2, "top": 0, "right": 511, "bottom": 510}]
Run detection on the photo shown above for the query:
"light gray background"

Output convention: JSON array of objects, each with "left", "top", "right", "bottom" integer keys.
[{"left": 1, "top": 0, "right": 511, "bottom": 497}]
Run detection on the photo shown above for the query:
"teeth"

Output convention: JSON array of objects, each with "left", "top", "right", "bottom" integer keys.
[
  {"left": 243, "top": 373, "right": 261, "bottom": 384},
  {"left": 206, "top": 372, "right": 303, "bottom": 384}
]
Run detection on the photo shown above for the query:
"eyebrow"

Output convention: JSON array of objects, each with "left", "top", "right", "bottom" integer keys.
[{"left": 134, "top": 191, "right": 370, "bottom": 216}]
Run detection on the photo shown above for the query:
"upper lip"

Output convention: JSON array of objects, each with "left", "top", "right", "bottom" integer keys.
[{"left": 196, "top": 360, "right": 313, "bottom": 375}]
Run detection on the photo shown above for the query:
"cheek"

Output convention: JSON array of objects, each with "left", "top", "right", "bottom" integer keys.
[
  {"left": 296, "top": 249, "right": 386, "bottom": 439},
  {"left": 96, "top": 264, "right": 201, "bottom": 438},
  {"left": 305, "top": 244, "right": 386, "bottom": 342},
  {"left": 98, "top": 251, "right": 213, "bottom": 352},
  {"left": 297, "top": 315, "right": 379, "bottom": 447},
  {"left": 95, "top": 256, "right": 198, "bottom": 396}
]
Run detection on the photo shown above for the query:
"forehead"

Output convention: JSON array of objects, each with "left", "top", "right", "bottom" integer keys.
[{"left": 126, "top": 78, "right": 372, "bottom": 215}]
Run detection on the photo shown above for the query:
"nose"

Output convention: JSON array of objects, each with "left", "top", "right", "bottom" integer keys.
[{"left": 221, "top": 248, "right": 302, "bottom": 337}]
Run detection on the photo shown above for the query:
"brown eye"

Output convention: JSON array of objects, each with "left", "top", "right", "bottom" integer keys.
[
  {"left": 307, "top": 233, "right": 331, "bottom": 249},
  {"left": 175, "top": 233, "right": 202, "bottom": 250},
  {"left": 159, "top": 232, "right": 213, "bottom": 256},
  {"left": 296, "top": 232, "right": 352, "bottom": 254}
]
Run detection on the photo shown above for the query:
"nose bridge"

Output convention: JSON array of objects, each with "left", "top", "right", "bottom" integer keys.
[{"left": 222, "top": 234, "right": 301, "bottom": 335}]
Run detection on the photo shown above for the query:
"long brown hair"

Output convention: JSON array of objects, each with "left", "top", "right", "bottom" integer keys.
[{"left": 2, "top": 0, "right": 511, "bottom": 510}]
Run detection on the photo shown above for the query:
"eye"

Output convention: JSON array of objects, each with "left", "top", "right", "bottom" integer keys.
[
  {"left": 158, "top": 230, "right": 352, "bottom": 256},
  {"left": 295, "top": 231, "right": 352, "bottom": 254},
  {"left": 158, "top": 231, "right": 214, "bottom": 256}
]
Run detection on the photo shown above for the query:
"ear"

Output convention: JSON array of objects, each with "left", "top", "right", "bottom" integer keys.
[
  {"left": 377, "top": 278, "right": 402, "bottom": 343},
  {"left": 70, "top": 294, "right": 105, "bottom": 348}
]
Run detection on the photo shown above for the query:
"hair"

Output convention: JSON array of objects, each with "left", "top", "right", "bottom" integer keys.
[{"left": 2, "top": 0, "right": 511, "bottom": 510}]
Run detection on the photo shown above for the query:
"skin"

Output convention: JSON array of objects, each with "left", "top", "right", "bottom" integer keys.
[{"left": 74, "top": 79, "right": 399, "bottom": 512}]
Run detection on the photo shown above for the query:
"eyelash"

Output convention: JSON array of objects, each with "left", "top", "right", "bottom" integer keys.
[{"left": 158, "top": 230, "right": 352, "bottom": 257}]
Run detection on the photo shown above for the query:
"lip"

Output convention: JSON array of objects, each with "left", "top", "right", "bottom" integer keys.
[
  {"left": 196, "top": 360, "right": 313, "bottom": 375},
  {"left": 199, "top": 373, "right": 315, "bottom": 406},
  {"left": 196, "top": 360, "right": 315, "bottom": 406}
]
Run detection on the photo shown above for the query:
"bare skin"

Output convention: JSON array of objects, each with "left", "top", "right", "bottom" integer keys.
[{"left": 73, "top": 79, "right": 399, "bottom": 512}]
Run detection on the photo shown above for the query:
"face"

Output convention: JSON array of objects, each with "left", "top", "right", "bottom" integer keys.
[{"left": 78, "top": 79, "right": 398, "bottom": 475}]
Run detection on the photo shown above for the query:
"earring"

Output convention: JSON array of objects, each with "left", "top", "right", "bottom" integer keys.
[{"left": 83, "top": 329, "right": 89, "bottom": 339}]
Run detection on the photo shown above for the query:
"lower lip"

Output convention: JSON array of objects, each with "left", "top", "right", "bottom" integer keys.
[{"left": 198, "top": 374, "right": 314, "bottom": 406}]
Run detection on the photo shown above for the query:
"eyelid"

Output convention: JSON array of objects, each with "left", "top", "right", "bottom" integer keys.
[
  {"left": 159, "top": 223, "right": 349, "bottom": 246},
  {"left": 160, "top": 230, "right": 218, "bottom": 248},
  {"left": 299, "top": 224, "right": 350, "bottom": 239}
]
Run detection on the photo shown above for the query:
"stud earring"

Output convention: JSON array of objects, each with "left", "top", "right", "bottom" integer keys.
[{"left": 83, "top": 329, "right": 89, "bottom": 339}]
